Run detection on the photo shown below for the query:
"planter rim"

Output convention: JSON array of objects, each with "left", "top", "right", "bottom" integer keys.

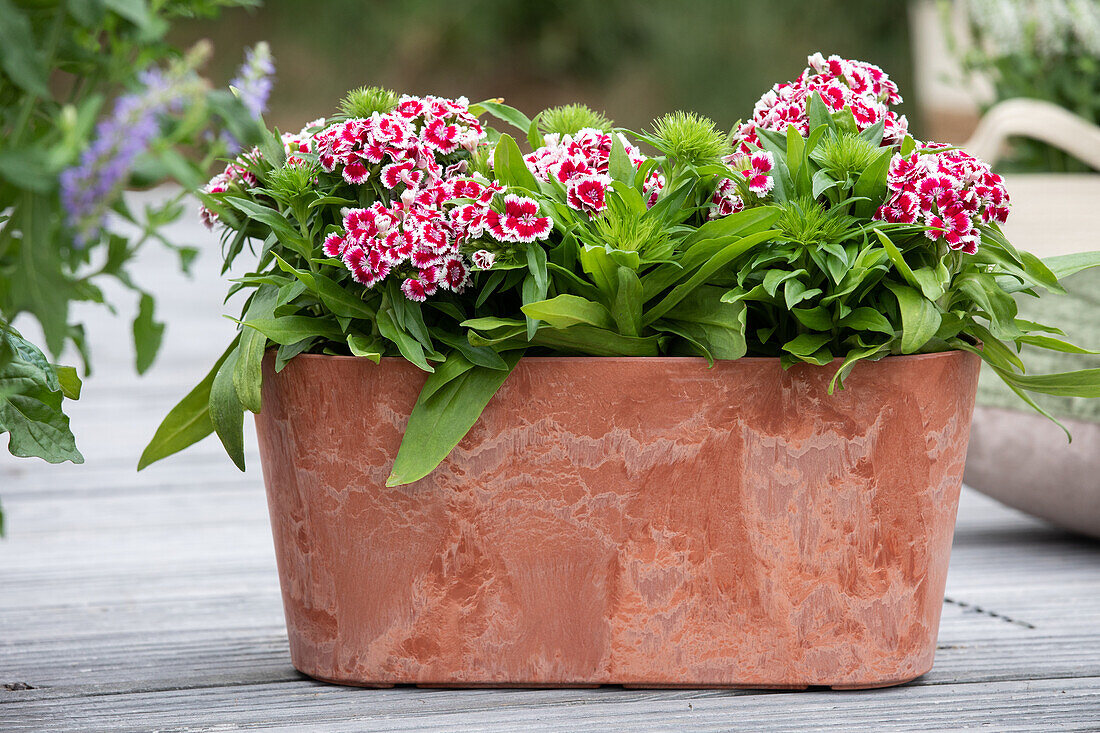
[{"left": 283, "top": 350, "right": 973, "bottom": 366}]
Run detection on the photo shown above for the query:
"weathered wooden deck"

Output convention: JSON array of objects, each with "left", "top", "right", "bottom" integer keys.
[{"left": 2, "top": 192, "right": 1099, "bottom": 731}]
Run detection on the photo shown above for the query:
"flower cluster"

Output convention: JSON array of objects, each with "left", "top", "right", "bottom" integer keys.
[
  {"left": 875, "top": 145, "right": 1010, "bottom": 254},
  {"left": 709, "top": 151, "right": 775, "bottom": 219},
  {"left": 732, "top": 53, "right": 908, "bottom": 153},
  {"left": 223, "top": 42, "right": 275, "bottom": 153},
  {"left": 524, "top": 128, "right": 665, "bottom": 214},
  {"left": 61, "top": 64, "right": 206, "bottom": 246},
  {"left": 315, "top": 95, "right": 485, "bottom": 188},
  {"left": 230, "top": 43, "right": 275, "bottom": 121},
  {"left": 322, "top": 175, "right": 551, "bottom": 302}
]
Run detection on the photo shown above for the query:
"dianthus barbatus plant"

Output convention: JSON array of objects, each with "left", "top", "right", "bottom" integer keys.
[{"left": 144, "top": 56, "right": 1100, "bottom": 484}]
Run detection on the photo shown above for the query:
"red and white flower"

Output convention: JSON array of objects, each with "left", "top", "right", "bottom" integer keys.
[
  {"left": 198, "top": 151, "right": 260, "bottom": 229},
  {"left": 472, "top": 249, "right": 495, "bottom": 270},
  {"left": 732, "top": 53, "right": 908, "bottom": 154},
  {"left": 506, "top": 194, "right": 553, "bottom": 242},
  {"left": 874, "top": 144, "right": 1010, "bottom": 254},
  {"left": 523, "top": 128, "right": 663, "bottom": 215},
  {"left": 742, "top": 152, "right": 775, "bottom": 196},
  {"left": 566, "top": 174, "right": 611, "bottom": 214},
  {"left": 709, "top": 177, "right": 745, "bottom": 220}
]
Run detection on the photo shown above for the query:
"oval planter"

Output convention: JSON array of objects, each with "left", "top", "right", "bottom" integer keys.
[{"left": 254, "top": 350, "right": 981, "bottom": 689}]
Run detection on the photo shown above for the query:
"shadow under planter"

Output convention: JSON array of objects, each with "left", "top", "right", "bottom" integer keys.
[{"left": 254, "top": 351, "right": 980, "bottom": 689}]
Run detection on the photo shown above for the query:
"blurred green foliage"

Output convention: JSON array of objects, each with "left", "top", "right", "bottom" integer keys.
[
  {"left": 175, "top": 0, "right": 917, "bottom": 136},
  {"left": 951, "top": 0, "right": 1100, "bottom": 172}
]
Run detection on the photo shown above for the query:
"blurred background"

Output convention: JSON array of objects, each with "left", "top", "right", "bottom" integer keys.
[{"left": 172, "top": 0, "right": 922, "bottom": 142}]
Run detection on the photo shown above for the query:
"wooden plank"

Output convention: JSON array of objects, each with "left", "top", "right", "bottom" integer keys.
[{"left": 2, "top": 677, "right": 1098, "bottom": 732}]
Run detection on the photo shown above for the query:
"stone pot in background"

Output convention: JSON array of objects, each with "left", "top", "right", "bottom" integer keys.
[{"left": 254, "top": 351, "right": 980, "bottom": 689}]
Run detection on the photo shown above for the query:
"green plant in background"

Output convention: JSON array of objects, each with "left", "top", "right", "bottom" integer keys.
[
  {"left": 947, "top": 0, "right": 1100, "bottom": 172},
  {"left": 0, "top": 0, "right": 269, "bottom": 531},
  {"left": 175, "top": 0, "right": 916, "bottom": 138}
]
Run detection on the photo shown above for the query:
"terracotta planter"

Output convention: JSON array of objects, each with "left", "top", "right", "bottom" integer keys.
[{"left": 254, "top": 350, "right": 980, "bottom": 689}]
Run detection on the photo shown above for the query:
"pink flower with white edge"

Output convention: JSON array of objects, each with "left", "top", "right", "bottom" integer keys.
[
  {"left": 742, "top": 152, "right": 775, "bottom": 196},
  {"left": 381, "top": 159, "right": 422, "bottom": 190},
  {"left": 733, "top": 53, "right": 908, "bottom": 153},
  {"left": 875, "top": 145, "right": 1009, "bottom": 254},
  {"left": 522, "top": 128, "right": 664, "bottom": 209},
  {"left": 484, "top": 208, "right": 510, "bottom": 241},
  {"left": 500, "top": 194, "right": 553, "bottom": 242},
  {"left": 422, "top": 118, "right": 460, "bottom": 154},
  {"left": 440, "top": 256, "right": 470, "bottom": 291},
  {"left": 472, "top": 249, "right": 496, "bottom": 270},
  {"left": 323, "top": 232, "right": 346, "bottom": 257},
  {"left": 874, "top": 190, "right": 919, "bottom": 224},
  {"left": 709, "top": 177, "right": 745, "bottom": 220},
  {"left": 400, "top": 277, "right": 429, "bottom": 302},
  {"left": 566, "top": 174, "right": 611, "bottom": 214},
  {"left": 342, "top": 160, "right": 371, "bottom": 185},
  {"left": 395, "top": 95, "right": 426, "bottom": 119},
  {"left": 198, "top": 153, "right": 260, "bottom": 229}
]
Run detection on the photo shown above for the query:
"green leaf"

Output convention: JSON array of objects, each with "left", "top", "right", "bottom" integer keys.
[
  {"left": 272, "top": 254, "right": 376, "bottom": 319},
  {"left": 1041, "top": 251, "right": 1100, "bottom": 281},
  {"left": 493, "top": 134, "right": 539, "bottom": 190},
  {"left": 432, "top": 331, "right": 508, "bottom": 370},
  {"left": 377, "top": 298, "right": 433, "bottom": 372},
  {"left": 886, "top": 283, "right": 941, "bottom": 354},
  {"left": 242, "top": 315, "right": 344, "bottom": 346},
  {"left": 852, "top": 149, "right": 892, "bottom": 218},
  {"left": 608, "top": 133, "right": 635, "bottom": 185},
  {"left": 0, "top": 0, "right": 48, "bottom": 96},
  {"left": 956, "top": 272, "right": 1021, "bottom": 339},
  {"left": 807, "top": 93, "right": 834, "bottom": 132},
  {"left": 462, "top": 316, "right": 527, "bottom": 331},
  {"left": 991, "top": 367, "right": 1100, "bottom": 399},
  {"left": 839, "top": 307, "right": 895, "bottom": 335},
  {"left": 103, "top": 0, "right": 156, "bottom": 31},
  {"left": 276, "top": 338, "right": 317, "bottom": 371},
  {"left": 874, "top": 229, "right": 920, "bottom": 292},
  {"left": 611, "top": 266, "right": 643, "bottom": 337},
  {"left": 55, "top": 366, "right": 82, "bottom": 400},
  {"left": 209, "top": 346, "right": 245, "bottom": 471},
  {"left": 223, "top": 197, "right": 311, "bottom": 257},
  {"left": 346, "top": 334, "right": 382, "bottom": 363},
  {"left": 1017, "top": 335, "right": 1099, "bottom": 355},
  {"left": 139, "top": 338, "right": 239, "bottom": 470},
  {"left": 0, "top": 333, "right": 82, "bottom": 464},
  {"left": 677, "top": 205, "right": 782, "bottom": 252},
  {"left": 11, "top": 195, "right": 70, "bottom": 356},
  {"left": 388, "top": 352, "right": 522, "bottom": 486},
  {"left": 782, "top": 333, "right": 832, "bottom": 357},
  {"left": 132, "top": 293, "right": 165, "bottom": 375},
  {"left": 0, "top": 148, "right": 54, "bottom": 193},
  {"left": 644, "top": 229, "right": 777, "bottom": 324},
  {"left": 531, "top": 325, "right": 660, "bottom": 356},
  {"left": 912, "top": 266, "right": 946, "bottom": 301},
  {"left": 811, "top": 169, "right": 837, "bottom": 199},
  {"left": 521, "top": 294, "right": 616, "bottom": 330},
  {"left": 577, "top": 243, "right": 621, "bottom": 297},
  {"left": 418, "top": 350, "right": 475, "bottom": 403},
  {"left": 828, "top": 342, "right": 890, "bottom": 393},
  {"left": 966, "top": 324, "right": 1023, "bottom": 372},
  {"left": 473, "top": 100, "right": 532, "bottom": 135},
  {"left": 233, "top": 285, "right": 278, "bottom": 413},
  {"left": 661, "top": 285, "right": 747, "bottom": 360},
  {"left": 792, "top": 306, "right": 834, "bottom": 331}
]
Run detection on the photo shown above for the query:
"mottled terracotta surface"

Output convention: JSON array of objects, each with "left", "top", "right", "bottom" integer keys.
[{"left": 254, "top": 351, "right": 981, "bottom": 689}]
